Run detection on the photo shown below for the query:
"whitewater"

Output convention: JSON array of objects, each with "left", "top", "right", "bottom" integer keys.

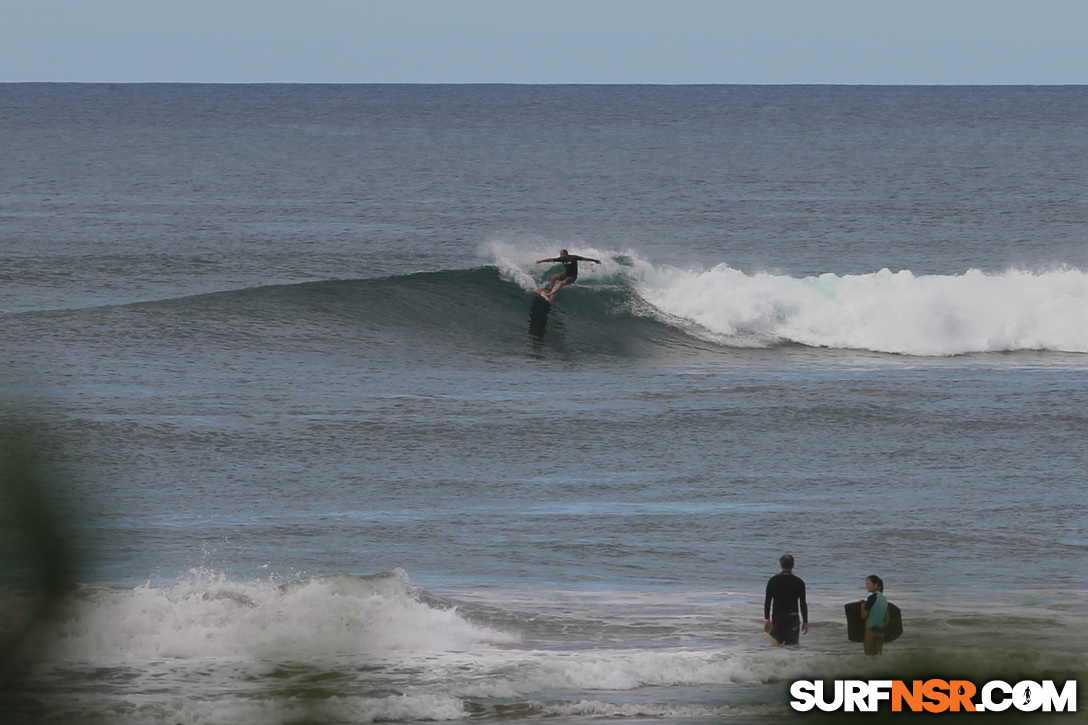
[{"left": 17, "top": 570, "right": 1086, "bottom": 724}]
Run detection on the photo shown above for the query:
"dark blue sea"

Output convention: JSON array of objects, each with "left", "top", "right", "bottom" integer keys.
[{"left": 1, "top": 84, "right": 1086, "bottom": 723}]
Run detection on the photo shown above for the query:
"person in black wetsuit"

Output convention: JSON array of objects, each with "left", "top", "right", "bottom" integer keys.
[
  {"left": 763, "top": 554, "right": 809, "bottom": 646},
  {"left": 535, "top": 249, "right": 601, "bottom": 299}
]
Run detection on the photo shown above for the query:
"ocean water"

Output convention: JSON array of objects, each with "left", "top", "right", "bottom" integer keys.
[{"left": 1, "top": 84, "right": 1086, "bottom": 723}]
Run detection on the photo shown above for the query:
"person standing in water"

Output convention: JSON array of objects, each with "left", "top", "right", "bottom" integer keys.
[
  {"left": 535, "top": 249, "right": 601, "bottom": 300},
  {"left": 860, "top": 574, "right": 888, "bottom": 655},
  {"left": 763, "top": 554, "right": 809, "bottom": 646}
]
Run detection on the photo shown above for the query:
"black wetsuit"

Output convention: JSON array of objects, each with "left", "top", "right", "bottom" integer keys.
[
  {"left": 556, "top": 255, "right": 587, "bottom": 281},
  {"left": 764, "top": 571, "right": 808, "bottom": 645}
]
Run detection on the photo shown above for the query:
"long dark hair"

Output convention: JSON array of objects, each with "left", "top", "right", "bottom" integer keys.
[{"left": 866, "top": 574, "right": 884, "bottom": 592}]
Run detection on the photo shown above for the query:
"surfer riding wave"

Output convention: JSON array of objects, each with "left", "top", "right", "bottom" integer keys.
[{"left": 535, "top": 249, "right": 601, "bottom": 301}]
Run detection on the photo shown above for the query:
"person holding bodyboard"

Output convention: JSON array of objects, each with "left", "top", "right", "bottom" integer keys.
[
  {"left": 860, "top": 574, "right": 889, "bottom": 655},
  {"left": 844, "top": 574, "right": 903, "bottom": 650}
]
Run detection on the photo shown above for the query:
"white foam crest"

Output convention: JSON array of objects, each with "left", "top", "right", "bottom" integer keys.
[
  {"left": 376, "top": 641, "right": 820, "bottom": 703},
  {"left": 50, "top": 570, "right": 517, "bottom": 663},
  {"left": 541, "top": 699, "right": 781, "bottom": 720},
  {"left": 66, "top": 691, "right": 469, "bottom": 725},
  {"left": 360, "top": 692, "right": 468, "bottom": 722},
  {"left": 486, "top": 238, "right": 547, "bottom": 290},
  {"left": 634, "top": 264, "right": 1088, "bottom": 356},
  {"left": 452, "top": 648, "right": 769, "bottom": 697}
]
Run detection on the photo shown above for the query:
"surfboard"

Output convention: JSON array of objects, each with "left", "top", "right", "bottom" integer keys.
[
  {"left": 535, "top": 289, "right": 552, "bottom": 303},
  {"left": 844, "top": 600, "right": 903, "bottom": 643}
]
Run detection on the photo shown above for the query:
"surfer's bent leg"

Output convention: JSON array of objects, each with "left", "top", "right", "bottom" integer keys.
[{"left": 551, "top": 273, "right": 576, "bottom": 297}]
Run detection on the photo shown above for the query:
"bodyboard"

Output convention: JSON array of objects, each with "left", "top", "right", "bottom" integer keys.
[
  {"left": 845, "top": 600, "right": 902, "bottom": 643},
  {"left": 844, "top": 601, "right": 865, "bottom": 642},
  {"left": 885, "top": 603, "right": 903, "bottom": 642}
]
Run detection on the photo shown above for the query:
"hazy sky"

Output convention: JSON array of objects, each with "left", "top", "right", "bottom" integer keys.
[{"left": 3, "top": 0, "right": 1086, "bottom": 84}]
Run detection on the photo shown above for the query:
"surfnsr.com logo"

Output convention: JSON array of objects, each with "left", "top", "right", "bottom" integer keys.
[{"left": 790, "top": 679, "right": 1077, "bottom": 713}]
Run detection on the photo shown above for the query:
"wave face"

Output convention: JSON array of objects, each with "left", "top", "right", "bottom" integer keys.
[
  {"left": 131, "top": 264, "right": 719, "bottom": 361},
  {"left": 148, "top": 252, "right": 1088, "bottom": 359}
]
